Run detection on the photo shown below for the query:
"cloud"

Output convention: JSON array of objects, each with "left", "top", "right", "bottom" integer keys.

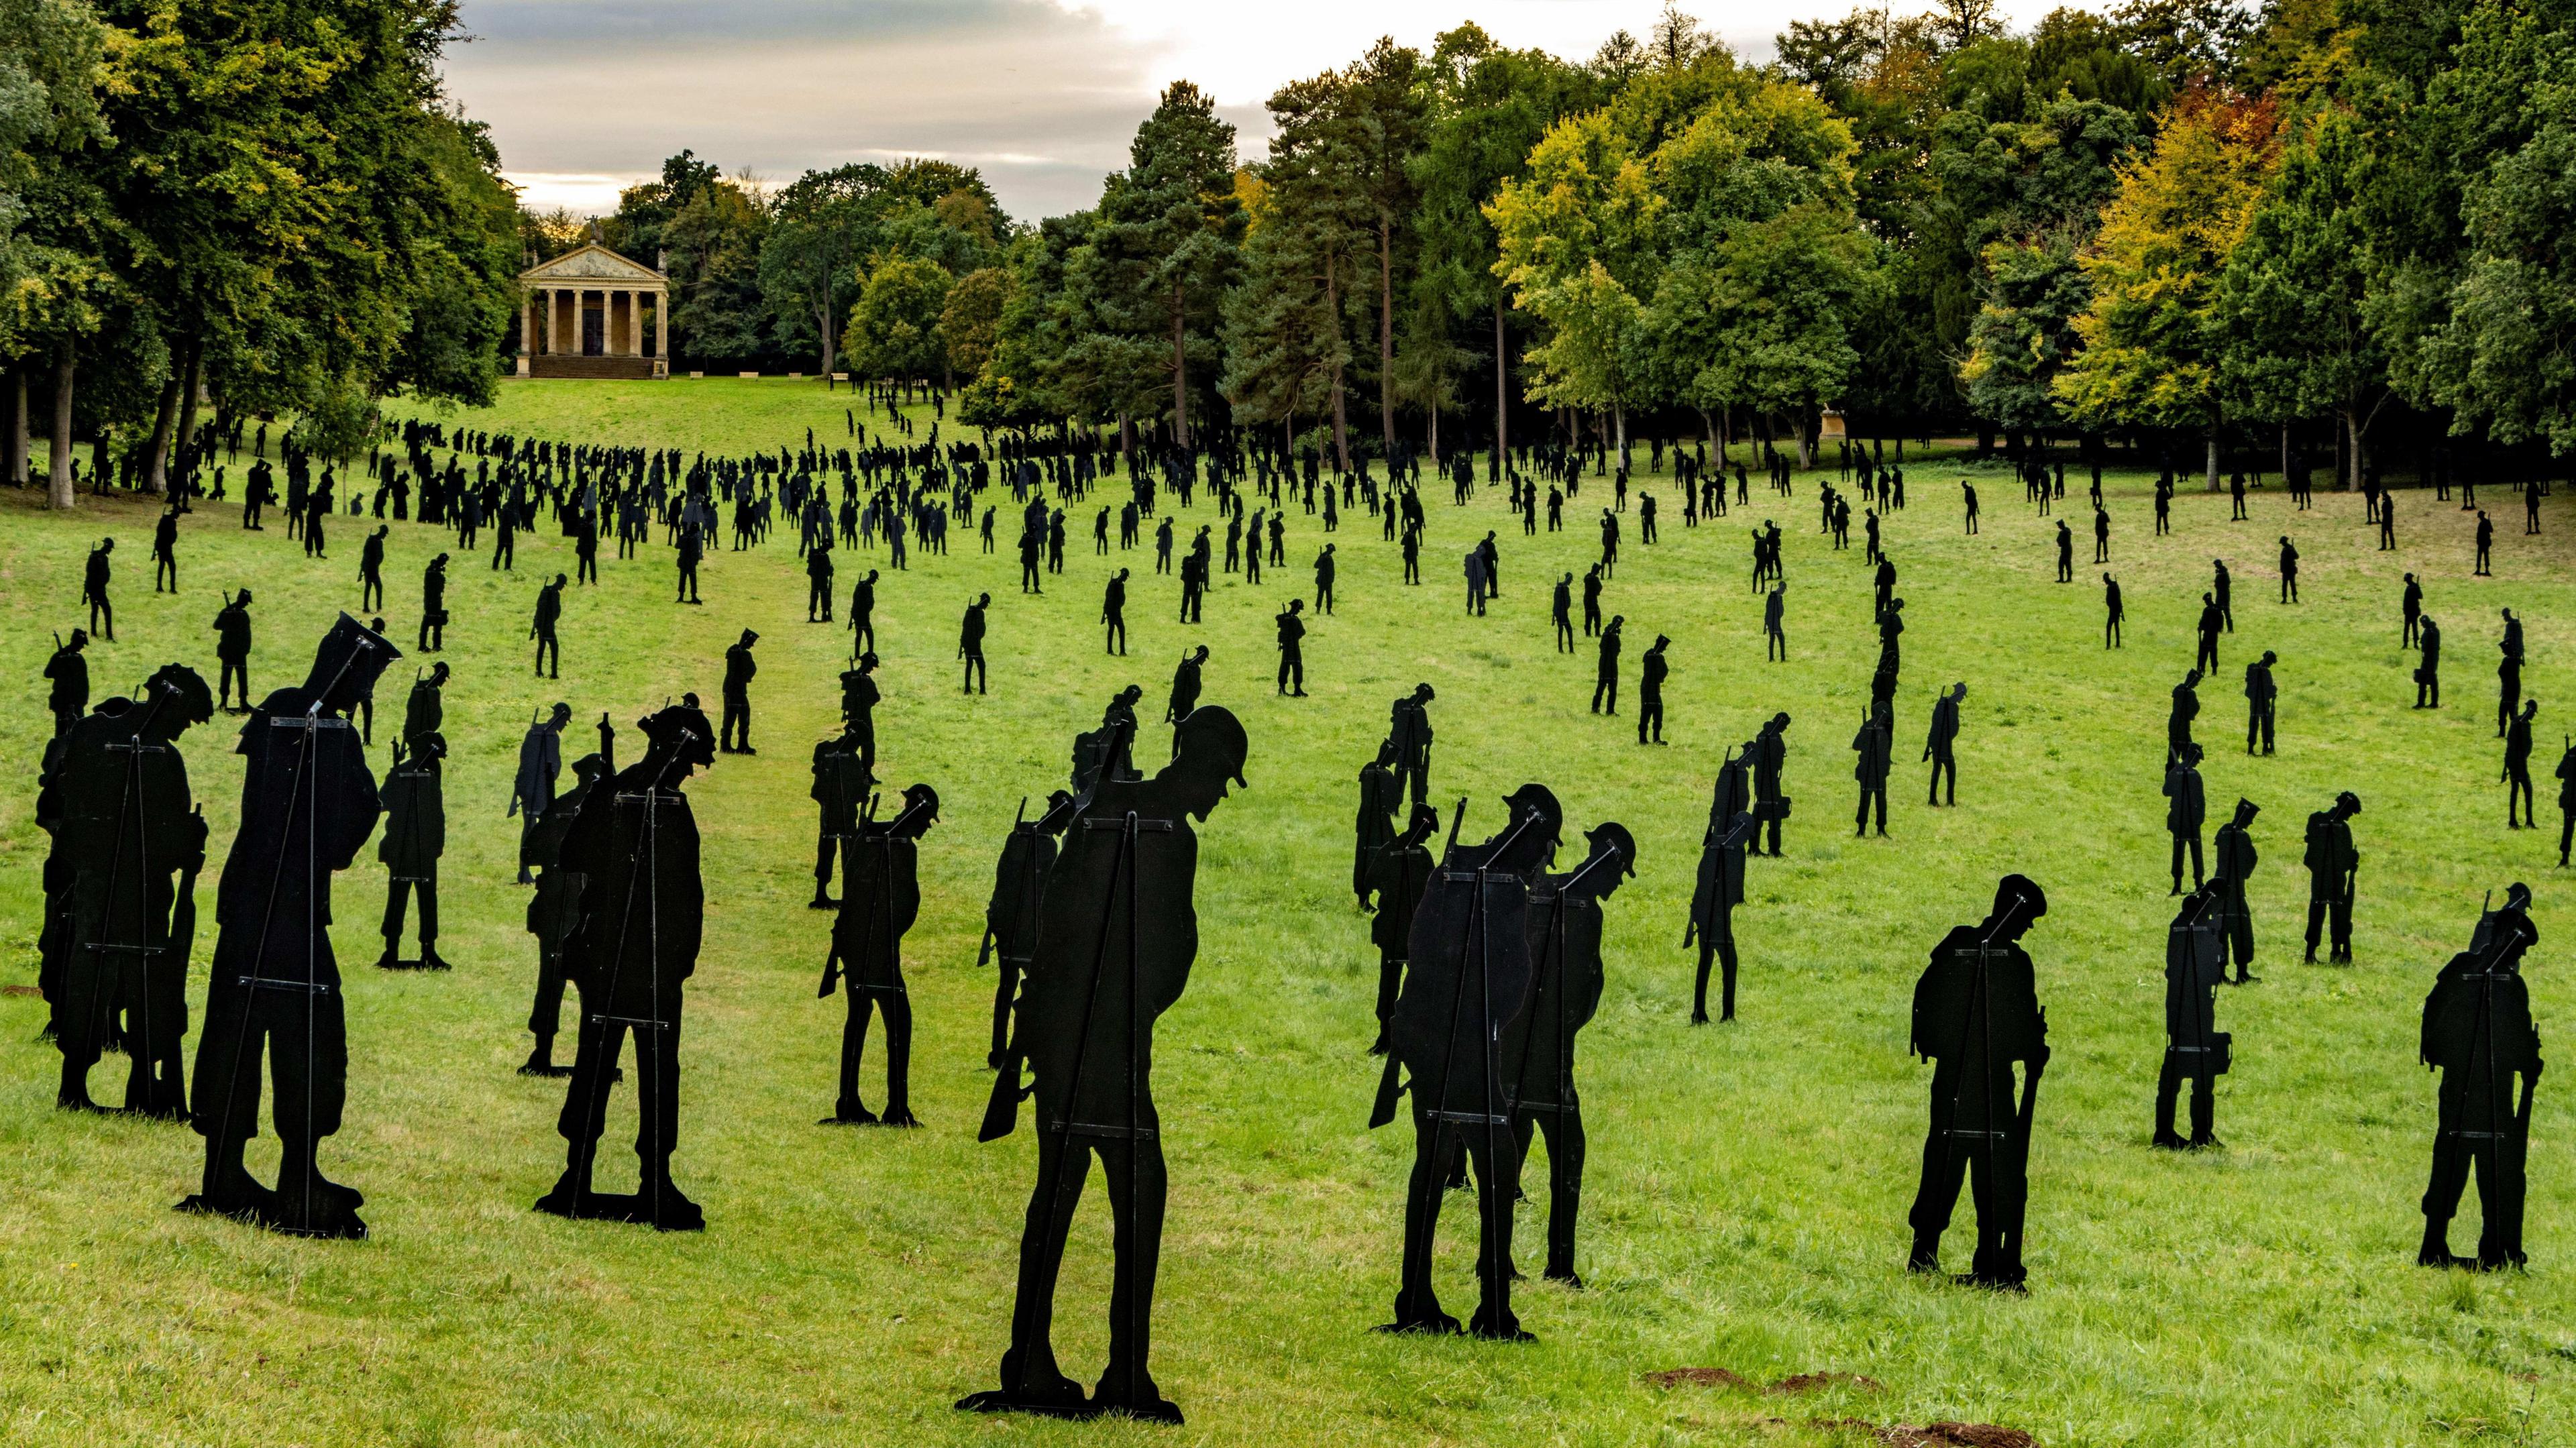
[{"left": 446, "top": 0, "right": 2083, "bottom": 221}]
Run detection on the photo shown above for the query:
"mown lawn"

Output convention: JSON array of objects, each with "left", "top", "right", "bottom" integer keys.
[{"left": 1, "top": 376, "right": 2570, "bottom": 1447}]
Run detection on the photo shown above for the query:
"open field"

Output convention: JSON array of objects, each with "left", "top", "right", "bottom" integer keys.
[{"left": 3, "top": 376, "right": 2573, "bottom": 1447}]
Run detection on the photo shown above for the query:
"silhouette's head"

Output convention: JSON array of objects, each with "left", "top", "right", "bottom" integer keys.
[
  {"left": 235, "top": 589, "right": 255, "bottom": 608},
  {"left": 1652, "top": 634, "right": 1670, "bottom": 651},
  {"left": 2405, "top": 572, "right": 2416, "bottom": 583},
  {"left": 302, "top": 612, "right": 402, "bottom": 714},
  {"left": 427, "top": 661, "right": 451, "bottom": 687},
  {"left": 1578, "top": 822, "right": 1638, "bottom": 895},
  {"left": 97, "top": 538, "right": 113, "bottom": 554},
  {"left": 1401, "top": 801, "right": 1440, "bottom": 844},
  {"left": 2261, "top": 650, "right": 2277, "bottom": 665},
  {"left": 890, "top": 782, "right": 941, "bottom": 836},
  {"left": 1165, "top": 705, "right": 1248, "bottom": 818},
  {"left": 2232, "top": 797, "right": 2260, "bottom": 828},
  {"left": 2185, "top": 669, "right": 2201, "bottom": 685},
  {"left": 739, "top": 629, "right": 759, "bottom": 647},
  {"left": 140, "top": 663, "right": 215, "bottom": 738},
  {"left": 66, "top": 628, "right": 87, "bottom": 651},
  {"left": 549, "top": 702, "right": 573, "bottom": 726},
  {"left": 2334, "top": 791, "right": 2362, "bottom": 819},
  {"left": 1189, "top": 645, "right": 1209, "bottom": 665},
  {"left": 976, "top": 592, "right": 990, "bottom": 606},
  {"left": 1986, "top": 875, "right": 2048, "bottom": 940},
  {"left": 435, "top": 553, "right": 449, "bottom": 566},
  {"left": 1376, "top": 738, "right": 1399, "bottom": 767},
  {"left": 2522, "top": 699, "right": 2539, "bottom": 720},
  {"left": 570, "top": 753, "right": 608, "bottom": 787},
  {"left": 638, "top": 700, "right": 717, "bottom": 778},
  {"left": 554, "top": 572, "right": 568, "bottom": 586},
  {"left": 1950, "top": 681, "right": 1969, "bottom": 701},
  {"left": 1498, "top": 783, "right": 1564, "bottom": 866},
  {"left": 1116, "top": 567, "right": 1129, "bottom": 581}
]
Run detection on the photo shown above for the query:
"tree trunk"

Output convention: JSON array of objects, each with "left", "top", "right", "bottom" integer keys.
[
  {"left": 1492, "top": 300, "right": 1508, "bottom": 482},
  {"left": 1613, "top": 402, "right": 1627, "bottom": 471},
  {"left": 1171, "top": 284, "right": 1190, "bottom": 450},
  {"left": 1377, "top": 211, "right": 1396, "bottom": 457},
  {"left": 144, "top": 373, "right": 180, "bottom": 494},
  {"left": 2343, "top": 406, "right": 2371, "bottom": 491},
  {"left": 1428, "top": 403, "right": 1439, "bottom": 469},
  {"left": 2206, "top": 429, "right": 2220, "bottom": 492},
  {"left": 49, "top": 347, "right": 76, "bottom": 510},
  {"left": 1326, "top": 265, "right": 1350, "bottom": 474},
  {"left": 1120, "top": 412, "right": 1135, "bottom": 476},
  {"left": 818, "top": 296, "right": 835, "bottom": 377},
  {"left": 1796, "top": 409, "right": 1817, "bottom": 469},
  {"left": 2279, "top": 421, "right": 2291, "bottom": 486},
  {"left": 172, "top": 341, "right": 203, "bottom": 493}
]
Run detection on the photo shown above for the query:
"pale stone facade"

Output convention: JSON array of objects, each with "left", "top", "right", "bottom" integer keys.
[{"left": 517, "top": 241, "right": 671, "bottom": 380}]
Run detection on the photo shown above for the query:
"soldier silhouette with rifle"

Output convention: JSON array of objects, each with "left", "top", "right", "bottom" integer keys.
[
  {"left": 1364, "top": 803, "right": 1440, "bottom": 1055},
  {"left": 2416, "top": 885, "right": 2542, "bottom": 1270},
  {"left": 819, "top": 784, "right": 940, "bottom": 1127},
  {"left": 1907, "top": 875, "right": 2051, "bottom": 1289},
  {"left": 1686, "top": 750, "right": 1760, "bottom": 1023},
  {"left": 2155, "top": 883, "right": 2231, "bottom": 1149},
  {"left": 2304, "top": 791, "right": 2362, "bottom": 964},
  {"left": 979, "top": 790, "right": 1077, "bottom": 1070},
  {"left": 519, "top": 753, "right": 606, "bottom": 1076},
  {"left": 962, "top": 706, "right": 1248, "bottom": 1425},
  {"left": 1506, "top": 822, "right": 1632, "bottom": 1288},
  {"left": 1371, "top": 785, "right": 1562, "bottom": 1341}
]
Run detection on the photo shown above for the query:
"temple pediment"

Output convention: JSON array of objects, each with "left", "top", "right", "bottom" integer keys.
[{"left": 519, "top": 243, "right": 665, "bottom": 284}]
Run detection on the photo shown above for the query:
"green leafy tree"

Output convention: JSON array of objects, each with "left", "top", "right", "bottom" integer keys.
[
  {"left": 843, "top": 252, "right": 953, "bottom": 385},
  {"left": 1087, "top": 80, "right": 1245, "bottom": 447},
  {"left": 1224, "top": 69, "right": 1371, "bottom": 468},
  {"left": 760, "top": 164, "right": 894, "bottom": 376},
  {"left": 0, "top": 0, "right": 111, "bottom": 508}
]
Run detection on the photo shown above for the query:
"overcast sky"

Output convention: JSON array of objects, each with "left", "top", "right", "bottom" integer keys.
[{"left": 449, "top": 0, "right": 2070, "bottom": 222}]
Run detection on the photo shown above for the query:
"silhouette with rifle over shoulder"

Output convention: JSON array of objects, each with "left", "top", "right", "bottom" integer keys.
[
  {"left": 511, "top": 704, "right": 572, "bottom": 885},
  {"left": 182, "top": 614, "right": 396, "bottom": 1239},
  {"left": 1390, "top": 684, "right": 1436, "bottom": 808},
  {"left": 1506, "top": 821, "right": 1633, "bottom": 1288},
  {"left": 1163, "top": 646, "right": 1208, "bottom": 736},
  {"left": 1907, "top": 875, "right": 2051, "bottom": 1289},
  {"left": 961, "top": 706, "right": 1248, "bottom": 1425},
  {"left": 849, "top": 568, "right": 881, "bottom": 657},
  {"left": 1071, "top": 687, "right": 1144, "bottom": 794},
  {"left": 520, "top": 753, "right": 606, "bottom": 1076},
  {"left": 1355, "top": 740, "right": 1403, "bottom": 903},
  {"left": 1364, "top": 802, "right": 1441, "bottom": 1055},
  {"left": 83, "top": 537, "right": 114, "bottom": 641},
  {"left": 2213, "top": 799, "right": 2261, "bottom": 984},
  {"left": 1924, "top": 683, "right": 1966, "bottom": 805},
  {"left": 213, "top": 591, "right": 254, "bottom": 713},
  {"left": 535, "top": 698, "right": 718, "bottom": 1232},
  {"left": 1371, "top": 784, "right": 1562, "bottom": 1341},
  {"left": 374, "top": 728, "right": 449, "bottom": 972},
  {"left": 45, "top": 628, "right": 89, "bottom": 737},
  {"left": 810, "top": 726, "right": 874, "bottom": 909},
  {"left": 980, "top": 789, "right": 1077, "bottom": 1069},
  {"left": 1686, "top": 750, "right": 1759, "bottom": 1023},
  {"left": 56, "top": 663, "right": 215, "bottom": 1117},
  {"left": 2303, "top": 791, "right": 2362, "bottom": 964},
  {"left": 2165, "top": 742, "right": 2208, "bottom": 894},
  {"left": 819, "top": 784, "right": 941, "bottom": 1127},
  {"left": 2156, "top": 883, "right": 2231, "bottom": 1149},
  {"left": 2416, "top": 884, "right": 2542, "bottom": 1270}
]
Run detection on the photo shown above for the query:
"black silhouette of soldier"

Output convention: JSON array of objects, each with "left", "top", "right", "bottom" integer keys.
[
  {"left": 55, "top": 663, "right": 215, "bottom": 1115},
  {"left": 2164, "top": 742, "right": 2207, "bottom": 893},
  {"left": 962, "top": 706, "right": 1248, "bottom": 1425},
  {"left": 2403, "top": 573, "right": 2423, "bottom": 645},
  {"left": 1391, "top": 684, "right": 1435, "bottom": 807},
  {"left": 2505, "top": 699, "right": 2539, "bottom": 828},
  {"left": 806, "top": 540, "right": 835, "bottom": 622},
  {"left": 46, "top": 628, "right": 89, "bottom": 736},
  {"left": 2168, "top": 669, "right": 2201, "bottom": 767},
  {"left": 2213, "top": 799, "right": 2261, "bottom": 984},
  {"left": 183, "top": 614, "right": 396, "bottom": 1238},
  {"left": 1275, "top": 598, "right": 1308, "bottom": 696},
  {"left": 980, "top": 789, "right": 1076, "bottom": 1069},
  {"left": 2416, "top": 885, "right": 2542, "bottom": 1269},
  {"left": 810, "top": 728, "right": 873, "bottom": 909},
  {"left": 2498, "top": 608, "right": 2524, "bottom": 738},
  {"left": 720, "top": 629, "right": 759, "bottom": 753},
  {"left": 1102, "top": 568, "right": 1130, "bottom": 655},
  {"left": 1686, "top": 753, "right": 1759, "bottom": 1023},
  {"left": 1764, "top": 583, "right": 1787, "bottom": 660},
  {"left": 1163, "top": 645, "right": 1207, "bottom": 732},
  {"left": 1071, "top": 686, "right": 1144, "bottom": 793},
  {"left": 959, "top": 592, "right": 991, "bottom": 694},
  {"left": 1907, "top": 876, "right": 2051, "bottom": 1288},
  {"left": 418, "top": 553, "right": 449, "bottom": 651},
  {"left": 1356, "top": 740, "right": 1402, "bottom": 901},
  {"left": 520, "top": 753, "right": 606, "bottom": 1076},
  {"left": 2195, "top": 592, "right": 2223, "bottom": 674},
  {"left": 2303, "top": 791, "right": 2362, "bottom": 964},
  {"left": 839, "top": 652, "right": 881, "bottom": 769},
  {"left": 532, "top": 573, "right": 566, "bottom": 678},
  {"left": 2155, "top": 883, "right": 2231, "bottom": 1149},
  {"left": 850, "top": 568, "right": 881, "bottom": 657},
  {"left": 1593, "top": 615, "right": 1623, "bottom": 714},
  {"left": 1507, "top": 822, "right": 1632, "bottom": 1287},
  {"left": 1925, "top": 682, "right": 1966, "bottom": 805},
  {"left": 1552, "top": 572, "right": 1574, "bottom": 651},
  {"left": 537, "top": 699, "right": 718, "bottom": 1231},
  {"left": 83, "top": 537, "right": 114, "bottom": 640},
  {"left": 375, "top": 729, "right": 449, "bottom": 970},
  {"left": 2559, "top": 740, "right": 2576, "bottom": 867},
  {"left": 2416, "top": 615, "right": 2443, "bottom": 708},
  {"left": 2054, "top": 520, "right": 2073, "bottom": 582},
  {"left": 1853, "top": 704, "right": 1892, "bottom": 836},
  {"left": 2103, "top": 573, "right": 2123, "bottom": 648},
  {"left": 152, "top": 506, "right": 179, "bottom": 592},
  {"left": 1364, "top": 803, "right": 1440, "bottom": 1054},
  {"left": 1374, "top": 785, "right": 1562, "bottom": 1342},
  {"left": 2245, "top": 651, "right": 2277, "bottom": 755},
  {"left": 511, "top": 704, "right": 572, "bottom": 885},
  {"left": 1753, "top": 712, "right": 1792, "bottom": 856},
  {"left": 401, "top": 661, "right": 447, "bottom": 748},
  {"left": 820, "top": 783, "right": 941, "bottom": 1126},
  {"left": 1638, "top": 634, "right": 1670, "bottom": 744},
  {"left": 214, "top": 591, "right": 254, "bottom": 712},
  {"left": 2278, "top": 535, "right": 2299, "bottom": 602}
]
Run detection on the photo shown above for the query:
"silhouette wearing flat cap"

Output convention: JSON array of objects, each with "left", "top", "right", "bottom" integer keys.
[
  {"left": 1924, "top": 683, "right": 1967, "bottom": 804},
  {"left": 374, "top": 729, "right": 449, "bottom": 972},
  {"left": 1355, "top": 741, "right": 1403, "bottom": 903},
  {"left": 2303, "top": 791, "right": 2362, "bottom": 964},
  {"left": 520, "top": 753, "right": 606, "bottom": 1076},
  {"left": 820, "top": 784, "right": 941, "bottom": 1127},
  {"left": 2417, "top": 885, "right": 2542, "bottom": 1269},
  {"left": 535, "top": 699, "right": 718, "bottom": 1232},
  {"left": 1507, "top": 822, "right": 1633, "bottom": 1287},
  {"left": 963, "top": 706, "right": 1248, "bottom": 1425},
  {"left": 2156, "top": 883, "right": 2231, "bottom": 1149},
  {"left": 1372, "top": 785, "right": 1564, "bottom": 1341},
  {"left": 979, "top": 790, "right": 1077, "bottom": 1069},
  {"left": 1908, "top": 876, "right": 2051, "bottom": 1288},
  {"left": 720, "top": 630, "right": 760, "bottom": 753},
  {"left": 1364, "top": 803, "right": 1441, "bottom": 1054},
  {"left": 810, "top": 728, "right": 873, "bottom": 909},
  {"left": 55, "top": 663, "right": 215, "bottom": 1116},
  {"left": 2212, "top": 799, "right": 2261, "bottom": 983},
  {"left": 182, "top": 614, "right": 397, "bottom": 1239},
  {"left": 1687, "top": 752, "right": 1760, "bottom": 1023},
  {"left": 2245, "top": 651, "right": 2277, "bottom": 755},
  {"left": 2164, "top": 742, "right": 2207, "bottom": 894}
]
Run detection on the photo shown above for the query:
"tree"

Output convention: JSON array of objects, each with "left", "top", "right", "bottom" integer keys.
[
  {"left": 1962, "top": 233, "right": 2094, "bottom": 434},
  {"left": 937, "top": 264, "right": 1014, "bottom": 386},
  {"left": 0, "top": 0, "right": 111, "bottom": 508},
  {"left": 1089, "top": 80, "right": 1246, "bottom": 448},
  {"left": 1338, "top": 40, "right": 1430, "bottom": 455},
  {"left": 761, "top": 164, "right": 894, "bottom": 376},
  {"left": 843, "top": 252, "right": 953, "bottom": 386},
  {"left": 663, "top": 174, "right": 773, "bottom": 369},
  {"left": 1488, "top": 106, "right": 1660, "bottom": 457},
  {"left": 1225, "top": 69, "right": 1372, "bottom": 469}
]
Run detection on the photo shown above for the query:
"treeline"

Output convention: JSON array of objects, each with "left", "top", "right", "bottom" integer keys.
[
  {"left": 632, "top": 0, "right": 2572, "bottom": 484},
  {"left": 0, "top": 0, "right": 523, "bottom": 508}
]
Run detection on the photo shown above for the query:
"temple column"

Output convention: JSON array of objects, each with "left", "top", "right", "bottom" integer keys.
[{"left": 518, "top": 289, "right": 533, "bottom": 376}]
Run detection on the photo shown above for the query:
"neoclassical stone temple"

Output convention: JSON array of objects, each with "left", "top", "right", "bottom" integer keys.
[{"left": 518, "top": 237, "right": 669, "bottom": 380}]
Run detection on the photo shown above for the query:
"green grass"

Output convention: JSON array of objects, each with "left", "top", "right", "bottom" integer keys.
[{"left": 2, "top": 375, "right": 2572, "bottom": 1447}]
